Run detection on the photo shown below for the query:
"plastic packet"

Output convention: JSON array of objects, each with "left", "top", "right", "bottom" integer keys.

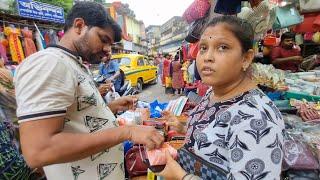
[
  {"left": 104, "top": 86, "right": 120, "bottom": 104},
  {"left": 283, "top": 130, "right": 319, "bottom": 170},
  {"left": 117, "top": 110, "right": 142, "bottom": 126}
]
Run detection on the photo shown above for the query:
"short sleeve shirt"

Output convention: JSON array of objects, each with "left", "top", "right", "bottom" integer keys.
[
  {"left": 99, "top": 61, "right": 120, "bottom": 78},
  {"left": 14, "top": 47, "right": 125, "bottom": 180}
]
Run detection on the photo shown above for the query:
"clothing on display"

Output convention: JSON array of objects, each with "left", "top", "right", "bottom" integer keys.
[
  {"left": 49, "top": 29, "right": 59, "bottom": 45},
  {"left": 0, "top": 29, "right": 8, "bottom": 64},
  {"left": 4, "top": 26, "right": 25, "bottom": 63},
  {"left": 21, "top": 28, "right": 37, "bottom": 57},
  {"left": 214, "top": 0, "right": 242, "bottom": 15}
]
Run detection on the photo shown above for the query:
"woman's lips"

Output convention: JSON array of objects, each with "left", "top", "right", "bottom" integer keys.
[{"left": 201, "top": 66, "right": 215, "bottom": 75}]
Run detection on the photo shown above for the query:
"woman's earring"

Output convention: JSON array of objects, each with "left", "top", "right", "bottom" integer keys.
[{"left": 243, "top": 66, "right": 247, "bottom": 72}]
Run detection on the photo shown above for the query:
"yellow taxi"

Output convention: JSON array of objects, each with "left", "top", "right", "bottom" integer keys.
[{"left": 111, "top": 54, "right": 157, "bottom": 92}]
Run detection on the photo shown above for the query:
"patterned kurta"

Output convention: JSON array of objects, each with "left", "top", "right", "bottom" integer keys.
[{"left": 184, "top": 89, "right": 284, "bottom": 179}]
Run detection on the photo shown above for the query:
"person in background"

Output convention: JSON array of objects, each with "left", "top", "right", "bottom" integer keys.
[
  {"left": 271, "top": 32, "right": 303, "bottom": 72},
  {"left": 163, "top": 54, "right": 172, "bottom": 93},
  {"left": 170, "top": 53, "right": 184, "bottom": 95},
  {"left": 15, "top": 2, "right": 164, "bottom": 180},
  {"left": 98, "top": 45, "right": 122, "bottom": 93},
  {"left": 157, "top": 16, "right": 284, "bottom": 180},
  {"left": 155, "top": 53, "right": 164, "bottom": 84}
]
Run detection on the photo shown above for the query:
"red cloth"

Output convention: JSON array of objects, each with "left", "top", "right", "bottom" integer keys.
[
  {"left": 188, "top": 43, "right": 199, "bottom": 59},
  {"left": 293, "top": 13, "right": 320, "bottom": 33},
  {"left": 162, "top": 59, "right": 171, "bottom": 85},
  {"left": 270, "top": 46, "right": 301, "bottom": 72},
  {"left": 21, "top": 29, "right": 37, "bottom": 57},
  {"left": 171, "top": 61, "right": 184, "bottom": 89}
]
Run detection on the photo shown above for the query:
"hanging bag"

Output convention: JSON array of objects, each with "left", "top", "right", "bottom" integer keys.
[
  {"left": 263, "top": 35, "right": 277, "bottom": 46},
  {"left": 182, "top": 0, "right": 211, "bottom": 24},
  {"left": 273, "top": 5, "right": 303, "bottom": 29},
  {"left": 299, "top": 0, "right": 320, "bottom": 13}
]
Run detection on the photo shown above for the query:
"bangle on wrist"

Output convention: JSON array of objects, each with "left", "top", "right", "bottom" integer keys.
[{"left": 182, "top": 173, "right": 191, "bottom": 180}]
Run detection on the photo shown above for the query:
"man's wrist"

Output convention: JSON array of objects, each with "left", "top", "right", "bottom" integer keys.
[
  {"left": 107, "top": 101, "right": 118, "bottom": 114},
  {"left": 119, "top": 126, "right": 132, "bottom": 141}
]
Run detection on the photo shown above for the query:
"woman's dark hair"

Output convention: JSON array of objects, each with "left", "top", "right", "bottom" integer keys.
[
  {"left": 281, "top": 32, "right": 295, "bottom": 43},
  {"left": 204, "top": 16, "right": 254, "bottom": 53},
  {"left": 64, "top": 2, "right": 122, "bottom": 42}
]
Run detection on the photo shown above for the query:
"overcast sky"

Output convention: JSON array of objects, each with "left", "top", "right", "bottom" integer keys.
[{"left": 109, "top": 0, "right": 194, "bottom": 27}]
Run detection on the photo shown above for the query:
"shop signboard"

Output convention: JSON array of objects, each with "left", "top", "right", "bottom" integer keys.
[{"left": 17, "top": 0, "right": 65, "bottom": 23}]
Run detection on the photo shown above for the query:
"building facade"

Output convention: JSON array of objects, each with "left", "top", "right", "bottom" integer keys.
[
  {"left": 146, "top": 25, "right": 161, "bottom": 55},
  {"left": 105, "top": 2, "right": 147, "bottom": 54},
  {"left": 147, "top": 16, "right": 188, "bottom": 55}
]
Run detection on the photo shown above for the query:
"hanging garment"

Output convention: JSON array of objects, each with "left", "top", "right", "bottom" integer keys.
[
  {"left": 4, "top": 26, "right": 25, "bottom": 63},
  {"left": 35, "top": 31, "right": 44, "bottom": 51},
  {"left": 0, "top": 29, "right": 8, "bottom": 64},
  {"left": 21, "top": 29, "right": 37, "bottom": 57},
  {"left": 182, "top": 44, "right": 188, "bottom": 61},
  {"left": 49, "top": 29, "right": 59, "bottom": 45},
  {"left": 182, "top": 0, "right": 211, "bottom": 24},
  {"left": 214, "top": 0, "right": 242, "bottom": 15},
  {"left": 43, "top": 30, "right": 50, "bottom": 46}
]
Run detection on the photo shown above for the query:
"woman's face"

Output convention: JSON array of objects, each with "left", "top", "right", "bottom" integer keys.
[{"left": 196, "top": 24, "right": 252, "bottom": 88}]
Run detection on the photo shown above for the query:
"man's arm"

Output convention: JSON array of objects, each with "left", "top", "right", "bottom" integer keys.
[
  {"left": 20, "top": 117, "right": 129, "bottom": 168},
  {"left": 109, "top": 71, "right": 121, "bottom": 81},
  {"left": 272, "top": 56, "right": 303, "bottom": 65},
  {"left": 20, "top": 116, "right": 164, "bottom": 168},
  {"left": 108, "top": 61, "right": 121, "bottom": 81}
]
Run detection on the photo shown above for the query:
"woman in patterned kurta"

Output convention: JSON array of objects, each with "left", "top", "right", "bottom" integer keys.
[{"left": 157, "top": 16, "right": 284, "bottom": 180}]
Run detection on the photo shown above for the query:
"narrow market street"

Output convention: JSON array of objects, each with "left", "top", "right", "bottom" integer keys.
[{"left": 138, "top": 81, "right": 177, "bottom": 103}]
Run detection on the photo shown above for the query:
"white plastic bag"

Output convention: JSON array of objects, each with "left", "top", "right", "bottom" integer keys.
[
  {"left": 104, "top": 86, "right": 120, "bottom": 104},
  {"left": 299, "top": 0, "right": 320, "bottom": 13}
]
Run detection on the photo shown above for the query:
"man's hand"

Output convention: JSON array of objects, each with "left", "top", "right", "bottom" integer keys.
[
  {"left": 98, "top": 83, "right": 113, "bottom": 95},
  {"left": 107, "top": 96, "right": 138, "bottom": 113},
  {"left": 292, "top": 56, "right": 303, "bottom": 62},
  {"left": 127, "top": 125, "right": 164, "bottom": 149}
]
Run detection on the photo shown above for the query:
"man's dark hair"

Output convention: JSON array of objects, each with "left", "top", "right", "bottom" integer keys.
[
  {"left": 205, "top": 16, "right": 254, "bottom": 53},
  {"left": 64, "top": 2, "right": 122, "bottom": 42},
  {"left": 281, "top": 32, "right": 295, "bottom": 43}
]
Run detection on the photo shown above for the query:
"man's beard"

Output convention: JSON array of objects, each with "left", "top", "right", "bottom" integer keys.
[{"left": 74, "top": 35, "right": 101, "bottom": 64}]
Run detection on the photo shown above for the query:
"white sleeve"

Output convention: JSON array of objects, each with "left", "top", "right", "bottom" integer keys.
[{"left": 15, "top": 52, "right": 77, "bottom": 122}]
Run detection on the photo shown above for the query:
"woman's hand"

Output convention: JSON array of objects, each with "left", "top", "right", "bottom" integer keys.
[
  {"left": 108, "top": 96, "right": 138, "bottom": 113},
  {"left": 162, "top": 111, "right": 186, "bottom": 134},
  {"left": 156, "top": 150, "right": 187, "bottom": 180}
]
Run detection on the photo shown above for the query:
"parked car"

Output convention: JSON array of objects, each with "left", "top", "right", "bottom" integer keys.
[{"left": 111, "top": 54, "right": 157, "bottom": 92}]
